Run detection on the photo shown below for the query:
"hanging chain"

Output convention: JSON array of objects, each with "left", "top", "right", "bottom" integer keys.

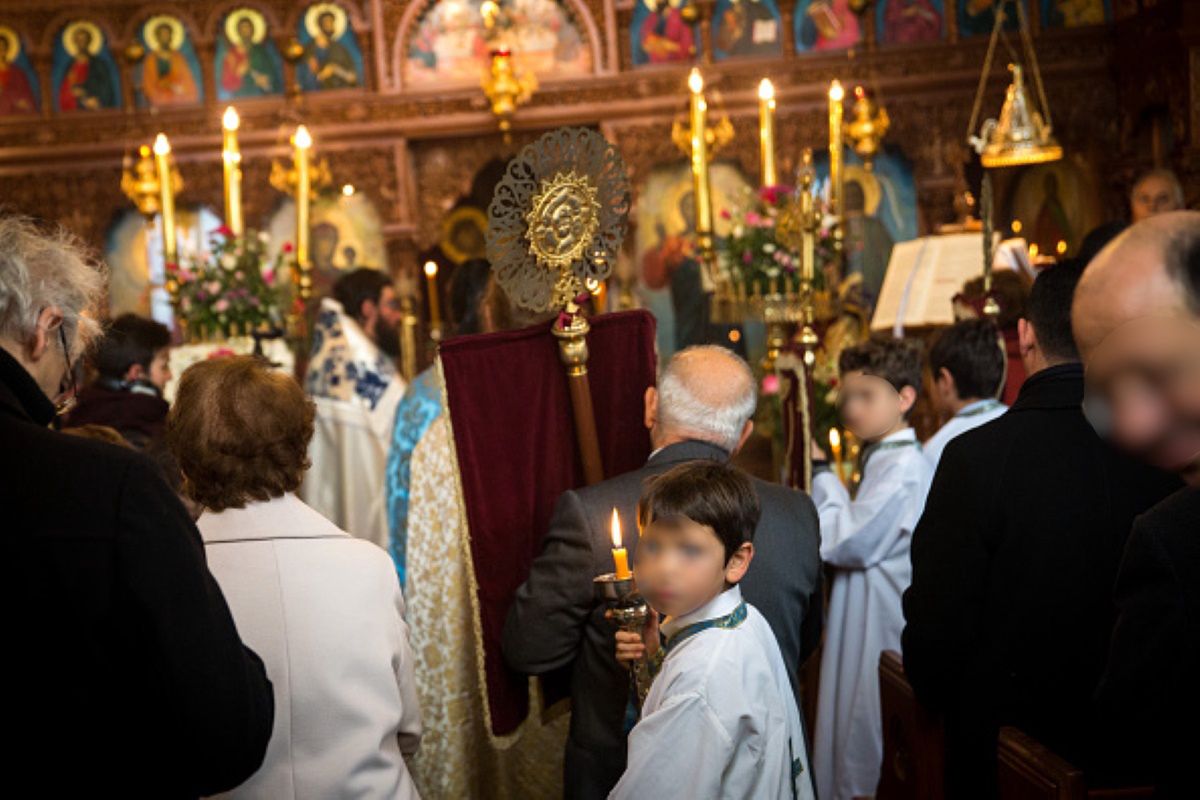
[
  {"left": 1015, "top": 0, "right": 1055, "bottom": 131},
  {"left": 966, "top": 3, "right": 1008, "bottom": 145}
]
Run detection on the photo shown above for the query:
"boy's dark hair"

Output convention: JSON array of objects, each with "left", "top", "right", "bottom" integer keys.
[
  {"left": 93, "top": 313, "right": 170, "bottom": 380},
  {"left": 332, "top": 268, "right": 391, "bottom": 323},
  {"left": 637, "top": 461, "right": 760, "bottom": 564},
  {"left": 929, "top": 319, "right": 1005, "bottom": 401},
  {"left": 1026, "top": 260, "right": 1085, "bottom": 361},
  {"left": 960, "top": 269, "right": 1031, "bottom": 330},
  {"left": 838, "top": 337, "right": 923, "bottom": 396}
]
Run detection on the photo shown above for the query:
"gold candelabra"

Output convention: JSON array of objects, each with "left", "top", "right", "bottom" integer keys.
[{"left": 844, "top": 85, "right": 890, "bottom": 170}]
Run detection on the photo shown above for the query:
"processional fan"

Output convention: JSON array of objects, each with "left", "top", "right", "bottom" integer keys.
[
  {"left": 486, "top": 127, "right": 654, "bottom": 705},
  {"left": 486, "top": 126, "right": 630, "bottom": 486}
]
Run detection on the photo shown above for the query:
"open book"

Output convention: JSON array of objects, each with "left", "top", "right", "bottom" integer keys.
[{"left": 870, "top": 233, "right": 987, "bottom": 334}]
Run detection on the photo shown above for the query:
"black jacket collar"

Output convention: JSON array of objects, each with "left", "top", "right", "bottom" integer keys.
[
  {"left": 1011, "top": 362, "right": 1084, "bottom": 413},
  {"left": 646, "top": 439, "right": 731, "bottom": 468},
  {"left": 0, "top": 347, "right": 55, "bottom": 427}
]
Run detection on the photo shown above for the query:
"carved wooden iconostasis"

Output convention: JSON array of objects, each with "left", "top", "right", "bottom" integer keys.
[{"left": 0, "top": 0, "right": 1196, "bottom": 320}]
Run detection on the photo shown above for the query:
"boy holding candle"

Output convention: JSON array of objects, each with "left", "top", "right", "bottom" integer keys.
[
  {"left": 611, "top": 461, "right": 815, "bottom": 800},
  {"left": 810, "top": 337, "right": 930, "bottom": 800}
]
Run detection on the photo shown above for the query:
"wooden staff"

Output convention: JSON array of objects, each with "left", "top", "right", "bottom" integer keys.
[{"left": 552, "top": 309, "right": 604, "bottom": 486}]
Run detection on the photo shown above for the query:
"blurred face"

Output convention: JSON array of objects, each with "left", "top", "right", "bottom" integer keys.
[
  {"left": 838, "top": 371, "right": 914, "bottom": 442},
  {"left": 634, "top": 517, "right": 751, "bottom": 619},
  {"left": 148, "top": 347, "right": 172, "bottom": 390},
  {"left": 1131, "top": 175, "right": 1182, "bottom": 223},
  {"left": 1082, "top": 316, "right": 1200, "bottom": 484},
  {"left": 366, "top": 286, "right": 403, "bottom": 358}
]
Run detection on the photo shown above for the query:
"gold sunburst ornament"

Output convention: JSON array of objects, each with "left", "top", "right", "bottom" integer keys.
[{"left": 487, "top": 127, "right": 630, "bottom": 313}]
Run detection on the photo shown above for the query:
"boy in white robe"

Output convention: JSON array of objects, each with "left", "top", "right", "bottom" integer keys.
[
  {"left": 811, "top": 338, "right": 931, "bottom": 800},
  {"left": 923, "top": 318, "right": 1008, "bottom": 476},
  {"left": 610, "top": 461, "right": 815, "bottom": 800}
]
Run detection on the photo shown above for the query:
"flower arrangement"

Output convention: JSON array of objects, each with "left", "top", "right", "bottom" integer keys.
[
  {"left": 719, "top": 184, "right": 836, "bottom": 295},
  {"left": 169, "top": 227, "right": 289, "bottom": 340}
]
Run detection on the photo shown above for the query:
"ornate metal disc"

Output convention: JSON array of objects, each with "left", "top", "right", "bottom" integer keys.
[{"left": 487, "top": 127, "right": 630, "bottom": 312}]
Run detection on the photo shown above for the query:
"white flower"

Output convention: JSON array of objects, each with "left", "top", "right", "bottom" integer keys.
[
  {"left": 733, "top": 224, "right": 745, "bottom": 238},
  {"left": 220, "top": 253, "right": 237, "bottom": 271},
  {"left": 258, "top": 231, "right": 270, "bottom": 244},
  {"left": 763, "top": 243, "right": 777, "bottom": 254}
]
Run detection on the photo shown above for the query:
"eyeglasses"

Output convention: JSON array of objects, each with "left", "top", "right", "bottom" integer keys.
[{"left": 53, "top": 324, "right": 78, "bottom": 417}]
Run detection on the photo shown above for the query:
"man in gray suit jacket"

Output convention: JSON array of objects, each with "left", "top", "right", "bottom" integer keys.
[{"left": 503, "top": 345, "right": 823, "bottom": 800}]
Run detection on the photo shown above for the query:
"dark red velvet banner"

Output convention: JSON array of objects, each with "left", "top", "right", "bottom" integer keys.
[{"left": 440, "top": 310, "right": 657, "bottom": 737}]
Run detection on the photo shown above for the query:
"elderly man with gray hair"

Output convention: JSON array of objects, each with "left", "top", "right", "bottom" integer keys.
[
  {"left": 0, "top": 216, "right": 274, "bottom": 796},
  {"left": 504, "top": 344, "right": 823, "bottom": 800}
]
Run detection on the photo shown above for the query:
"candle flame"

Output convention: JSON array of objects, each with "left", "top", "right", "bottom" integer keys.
[
  {"left": 829, "top": 428, "right": 841, "bottom": 449},
  {"left": 610, "top": 508, "right": 622, "bottom": 549},
  {"left": 222, "top": 106, "right": 240, "bottom": 131},
  {"left": 342, "top": 184, "right": 355, "bottom": 197},
  {"left": 854, "top": 85, "right": 865, "bottom": 99},
  {"left": 828, "top": 80, "right": 844, "bottom": 102},
  {"left": 1029, "top": 243, "right": 1040, "bottom": 258},
  {"left": 138, "top": 144, "right": 150, "bottom": 158},
  {"left": 423, "top": 260, "right": 438, "bottom": 277},
  {"left": 152, "top": 133, "right": 171, "bottom": 156},
  {"left": 758, "top": 78, "right": 775, "bottom": 101},
  {"left": 687, "top": 67, "right": 703, "bottom": 95},
  {"left": 293, "top": 125, "right": 312, "bottom": 149}
]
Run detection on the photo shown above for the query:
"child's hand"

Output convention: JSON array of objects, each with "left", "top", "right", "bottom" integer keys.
[{"left": 613, "top": 611, "right": 660, "bottom": 668}]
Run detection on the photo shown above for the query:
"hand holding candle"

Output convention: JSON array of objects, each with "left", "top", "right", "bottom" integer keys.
[
  {"left": 829, "top": 427, "right": 846, "bottom": 486},
  {"left": 611, "top": 508, "right": 631, "bottom": 580}
]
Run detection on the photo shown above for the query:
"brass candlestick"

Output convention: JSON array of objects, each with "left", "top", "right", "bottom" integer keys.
[{"left": 595, "top": 573, "right": 652, "bottom": 708}]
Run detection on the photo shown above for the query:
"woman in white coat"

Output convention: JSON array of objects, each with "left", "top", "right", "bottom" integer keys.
[{"left": 168, "top": 355, "right": 422, "bottom": 799}]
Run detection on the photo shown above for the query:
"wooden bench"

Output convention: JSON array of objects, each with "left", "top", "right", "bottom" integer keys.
[
  {"left": 997, "top": 727, "right": 1154, "bottom": 800},
  {"left": 877, "top": 650, "right": 945, "bottom": 800}
]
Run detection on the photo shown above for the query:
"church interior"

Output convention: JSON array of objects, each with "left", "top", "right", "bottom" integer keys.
[{"left": 0, "top": 0, "right": 1197, "bottom": 798}]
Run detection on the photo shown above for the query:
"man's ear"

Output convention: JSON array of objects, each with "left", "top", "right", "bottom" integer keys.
[
  {"left": 29, "top": 306, "right": 61, "bottom": 363},
  {"left": 359, "top": 298, "right": 378, "bottom": 327},
  {"left": 644, "top": 386, "right": 658, "bottom": 432},
  {"left": 725, "top": 541, "right": 754, "bottom": 584},
  {"left": 1017, "top": 318, "right": 1037, "bottom": 358},
  {"left": 898, "top": 384, "right": 918, "bottom": 416},
  {"left": 732, "top": 419, "right": 754, "bottom": 455}
]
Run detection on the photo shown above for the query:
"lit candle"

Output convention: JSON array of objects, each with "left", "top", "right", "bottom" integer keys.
[
  {"left": 152, "top": 134, "right": 177, "bottom": 269},
  {"left": 221, "top": 106, "right": 243, "bottom": 236},
  {"left": 829, "top": 427, "right": 845, "bottom": 483},
  {"left": 423, "top": 260, "right": 442, "bottom": 329},
  {"left": 292, "top": 125, "right": 312, "bottom": 273},
  {"left": 758, "top": 78, "right": 777, "bottom": 188},
  {"left": 687, "top": 68, "right": 713, "bottom": 252},
  {"left": 828, "top": 81, "right": 845, "bottom": 224},
  {"left": 610, "top": 508, "right": 632, "bottom": 580}
]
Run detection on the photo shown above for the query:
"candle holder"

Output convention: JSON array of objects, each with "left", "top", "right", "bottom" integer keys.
[{"left": 594, "top": 572, "right": 652, "bottom": 708}]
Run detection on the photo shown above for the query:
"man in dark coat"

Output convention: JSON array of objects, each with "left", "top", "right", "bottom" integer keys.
[
  {"left": 503, "top": 345, "right": 823, "bottom": 800},
  {"left": 1073, "top": 211, "right": 1200, "bottom": 796},
  {"left": 0, "top": 217, "right": 274, "bottom": 797},
  {"left": 902, "top": 260, "right": 1180, "bottom": 798}
]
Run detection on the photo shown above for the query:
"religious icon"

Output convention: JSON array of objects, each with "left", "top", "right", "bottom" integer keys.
[
  {"left": 405, "top": 0, "right": 591, "bottom": 86},
  {"left": 632, "top": 0, "right": 698, "bottom": 66},
  {"left": 714, "top": 0, "right": 782, "bottom": 60},
  {"left": 1040, "top": 0, "right": 1108, "bottom": 27},
  {"left": 137, "top": 15, "right": 202, "bottom": 109},
  {"left": 957, "top": 0, "right": 1021, "bottom": 37},
  {"left": 794, "top": 0, "right": 862, "bottom": 52},
  {"left": 53, "top": 20, "right": 121, "bottom": 112},
  {"left": 216, "top": 7, "right": 284, "bottom": 100},
  {"left": 1008, "top": 161, "right": 1102, "bottom": 259},
  {"left": 298, "top": 3, "right": 364, "bottom": 91},
  {"left": 876, "top": 0, "right": 944, "bottom": 44},
  {"left": 0, "top": 26, "right": 39, "bottom": 116}
]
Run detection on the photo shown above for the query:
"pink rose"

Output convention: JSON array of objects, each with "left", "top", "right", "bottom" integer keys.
[
  {"left": 262, "top": 269, "right": 275, "bottom": 285},
  {"left": 761, "top": 374, "right": 780, "bottom": 395},
  {"left": 213, "top": 299, "right": 230, "bottom": 313}
]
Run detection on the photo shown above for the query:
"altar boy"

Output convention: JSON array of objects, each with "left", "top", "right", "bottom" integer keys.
[
  {"left": 811, "top": 338, "right": 930, "bottom": 800},
  {"left": 611, "top": 461, "right": 814, "bottom": 800}
]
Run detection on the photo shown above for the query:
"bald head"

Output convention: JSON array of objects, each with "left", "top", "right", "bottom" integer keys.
[
  {"left": 1075, "top": 210, "right": 1200, "bottom": 358},
  {"left": 647, "top": 345, "right": 757, "bottom": 453},
  {"left": 1073, "top": 210, "right": 1200, "bottom": 482}
]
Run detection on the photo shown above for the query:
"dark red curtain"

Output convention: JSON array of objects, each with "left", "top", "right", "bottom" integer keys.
[{"left": 440, "top": 309, "right": 657, "bottom": 736}]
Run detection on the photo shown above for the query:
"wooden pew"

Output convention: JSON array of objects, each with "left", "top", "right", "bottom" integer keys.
[
  {"left": 877, "top": 650, "right": 945, "bottom": 800},
  {"left": 997, "top": 727, "right": 1154, "bottom": 800}
]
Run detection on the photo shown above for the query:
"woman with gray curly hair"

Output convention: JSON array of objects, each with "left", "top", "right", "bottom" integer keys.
[{"left": 0, "top": 215, "right": 275, "bottom": 797}]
